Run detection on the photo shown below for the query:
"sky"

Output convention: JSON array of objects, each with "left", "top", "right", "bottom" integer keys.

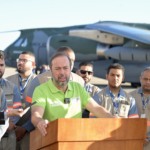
[{"left": 0, "top": 0, "right": 150, "bottom": 49}]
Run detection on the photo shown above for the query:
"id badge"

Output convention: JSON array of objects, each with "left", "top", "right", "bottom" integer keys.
[
  {"left": 141, "top": 114, "right": 146, "bottom": 118},
  {"left": 119, "top": 104, "right": 130, "bottom": 118}
]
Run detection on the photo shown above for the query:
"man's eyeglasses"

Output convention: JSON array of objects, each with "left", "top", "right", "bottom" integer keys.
[
  {"left": 80, "top": 70, "right": 93, "bottom": 75},
  {"left": 16, "top": 58, "right": 32, "bottom": 63}
]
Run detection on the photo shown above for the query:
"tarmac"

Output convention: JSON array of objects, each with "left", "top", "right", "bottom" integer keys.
[{"left": 4, "top": 66, "right": 136, "bottom": 93}]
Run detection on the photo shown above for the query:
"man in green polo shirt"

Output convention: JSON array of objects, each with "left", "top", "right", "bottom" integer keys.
[{"left": 31, "top": 52, "right": 113, "bottom": 136}]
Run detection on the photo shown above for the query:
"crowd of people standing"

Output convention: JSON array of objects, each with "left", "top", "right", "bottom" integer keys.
[{"left": 0, "top": 46, "right": 150, "bottom": 150}]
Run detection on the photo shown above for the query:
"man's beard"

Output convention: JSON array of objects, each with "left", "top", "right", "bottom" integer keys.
[
  {"left": 53, "top": 75, "right": 70, "bottom": 88},
  {"left": 57, "top": 77, "right": 69, "bottom": 87},
  {"left": 143, "top": 87, "right": 150, "bottom": 94},
  {"left": 83, "top": 76, "right": 90, "bottom": 84},
  {"left": 17, "top": 68, "right": 25, "bottom": 74},
  {"left": 57, "top": 81, "right": 66, "bottom": 87},
  {"left": 109, "top": 83, "right": 121, "bottom": 89}
]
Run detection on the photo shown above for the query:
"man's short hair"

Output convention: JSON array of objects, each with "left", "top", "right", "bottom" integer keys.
[
  {"left": 57, "top": 46, "right": 74, "bottom": 54},
  {"left": 49, "top": 52, "right": 71, "bottom": 68},
  {"left": 107, "top": 63, "right": 125, "bottom": 74},
  {"left": 79, "top": 61, "right": 93, "bottom": 69},
  {"left": 141, "top": 67, "right": 150, "bottom": 76},
  {"left": 21, "top": 51, "right": 35, "bottom": 58},
  {"left": 20, "top": 51, "right": 36, "bottom": 63}
]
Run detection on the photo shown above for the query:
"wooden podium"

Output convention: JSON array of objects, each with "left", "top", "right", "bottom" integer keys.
[{"left": 30, "top": 118, "right": 147, "bottom": 150}]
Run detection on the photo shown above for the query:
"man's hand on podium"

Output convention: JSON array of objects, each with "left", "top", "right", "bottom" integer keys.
[{"left": 37, "top": 119, "right": 49, "bottom": 136}]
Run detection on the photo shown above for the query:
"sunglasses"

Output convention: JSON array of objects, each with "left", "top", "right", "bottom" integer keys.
[{"left": 80, "top": 70, "right": 93, "bottom": 75}]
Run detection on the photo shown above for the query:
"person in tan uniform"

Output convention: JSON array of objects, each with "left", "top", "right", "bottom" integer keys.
[
  {"left": 98, "top": 63, "right": 139, "bottom": 118},
  {"left": 7, "top": 51, "right": 36, "bottom": 150},
  {"left": 0, "top": 50, "right": 22, "bottom": 150},
  {"left": 130, "top": 67, "right": 150, "bottom": 150},
  {"left": 76, "top": 61, "right": 101, "bottom": 117}
]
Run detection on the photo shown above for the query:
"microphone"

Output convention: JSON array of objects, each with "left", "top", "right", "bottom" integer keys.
[
  {"left": 16, "top": 101, "right": 37, "bottom": 126},
  {"left": 64, "top": 98, "right": 70, "bottom": 104}
]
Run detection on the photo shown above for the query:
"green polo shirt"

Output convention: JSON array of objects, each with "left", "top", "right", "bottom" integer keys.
[{"left": 32, "top": 79, "right": 90, "bottom": 121}]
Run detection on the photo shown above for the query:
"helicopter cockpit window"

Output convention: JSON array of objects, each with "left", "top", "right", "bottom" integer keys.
[{"left": 14, "top": 38, "right": 28, "bottom": 47}]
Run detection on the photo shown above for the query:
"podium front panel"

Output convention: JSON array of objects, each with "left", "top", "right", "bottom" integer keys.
[
  {"left": 30, "top": 118, "right": 147, "bottom": 150},
  {"left": 40, "top": 141, "right": 144, "bottom": 150}
]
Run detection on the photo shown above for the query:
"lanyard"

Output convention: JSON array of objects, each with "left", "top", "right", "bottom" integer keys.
[
  {"left": 141, "top": 93, "right": 150, "bottom": 110},
  {"left": 109, "top": 91, "right": 120, "bottom": 114},
  {"left": 19, "top": 73, "right": 32, "bottom": 95}
]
